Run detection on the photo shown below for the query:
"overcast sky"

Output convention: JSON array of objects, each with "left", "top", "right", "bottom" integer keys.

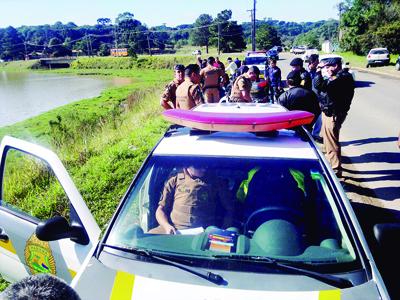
[{"left": 1, "top": 0, "right": 340, "bottom": 28}]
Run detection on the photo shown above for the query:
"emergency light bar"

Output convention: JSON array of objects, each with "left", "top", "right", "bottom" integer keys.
[{"left": 163, "top": 109, "right": 314, "bottom": 132}]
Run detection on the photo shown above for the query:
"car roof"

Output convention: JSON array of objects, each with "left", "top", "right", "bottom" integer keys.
[
  {"left": 319, "top": 54, "right": 343, "bottom": 60},
  {"left": 369, "top": 47, "right": 388, "bottom": 51},
  {"left": 155, "top": 104, "right": 318, "bottom": 160}
]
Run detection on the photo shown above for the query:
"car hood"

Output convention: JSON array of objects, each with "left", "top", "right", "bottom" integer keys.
[{"left": 73, "top": 256, "right": 384, "bottom": 300}]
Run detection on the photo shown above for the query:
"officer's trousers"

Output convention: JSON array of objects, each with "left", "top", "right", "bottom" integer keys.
[{"left": 322, "top": 113, "right": 347, "bottom": 173}]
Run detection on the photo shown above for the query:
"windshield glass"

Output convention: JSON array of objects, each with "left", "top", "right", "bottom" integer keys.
[
  {"left": 107, "top": 155, "right": 356, "bottom": 268},
  {"left": 244, "top": 56, "right": 268, "bottom": 65}
]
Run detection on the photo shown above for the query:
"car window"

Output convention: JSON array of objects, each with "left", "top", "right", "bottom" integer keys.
[
  {"left": 244, "top": 56, "right": 268, "bottom": 65},
  {"left": 370, "top": 49, "right": 388, "bottom": 54},
  {"left": 107, "top": 155, "right": 357, "bottom": 269},
  {"left": 1, "top": 149, "right": 70, "bottom": 222}
]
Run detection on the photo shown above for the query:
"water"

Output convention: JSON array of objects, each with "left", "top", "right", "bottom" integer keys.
[{"left": 0, "top": 71, "right": 129, "bottom": 127}]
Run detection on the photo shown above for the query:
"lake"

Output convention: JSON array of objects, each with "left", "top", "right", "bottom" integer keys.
[{"left": 0, "top": 71, "right": 130, "bottom": 127}]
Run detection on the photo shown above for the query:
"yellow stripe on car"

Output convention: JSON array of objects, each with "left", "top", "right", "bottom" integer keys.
[
  {"left": 0, "top": 239, "right": 17, "bottom": 254},
  {"left": 319, "top": 289, "right": 341, "bottom": 300},
  {"left": 110, "top": 271, "right": 135, "bottom": 300}
]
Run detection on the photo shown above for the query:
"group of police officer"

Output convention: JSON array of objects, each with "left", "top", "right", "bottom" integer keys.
[{"left": 160, "top": 53, "right": 355, "bottom": 176}]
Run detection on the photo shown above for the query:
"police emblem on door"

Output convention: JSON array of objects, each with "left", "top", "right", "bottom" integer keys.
[{"left": 24, "top": 234, "right": 56, "bottom": 275}]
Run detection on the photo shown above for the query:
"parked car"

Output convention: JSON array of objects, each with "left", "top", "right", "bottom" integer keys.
[
  {"left": 395, "top": 56, "right": 400, "bottom": 71},
  {"left": 292, "top": 46, "right": 306, "bottom": 55},
  {"left": 366, "top": 48, "right": 390, "bottom": 67},
  {"left": 319, "top": 54, "right": 356, "bottom": 81},
  {"left": 192, "top": 49, "right": 202, "bottom": 55},
  {"left": 244, "top": 51, "right": 268, "bottom": 76},
  {"left": 271, "top": 46, "right": 283, "bottom": 53},
  {"left": 302, "top": 49, "right": 319, "bottom": 62},
  {"left": 266, "top": 49, "right": 279, "bottom": 61},
  {"left": 0, "top": 103, "right": 395, "bottom": 299}
]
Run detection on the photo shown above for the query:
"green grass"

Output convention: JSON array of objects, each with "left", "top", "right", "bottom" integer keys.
[
  {"left": 0, "top": 62, "right": 175, "bottom": 290},
  {"left": 335, "top": 51, "right": 399, "bottom": 68}
]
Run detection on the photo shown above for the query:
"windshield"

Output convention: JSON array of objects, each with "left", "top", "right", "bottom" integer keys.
[
  {"left": 107, "top": 155, "right": 356, "bottom": 269},
  {"left": 244, "top": 56, "right": 268, "bottom": 65}
]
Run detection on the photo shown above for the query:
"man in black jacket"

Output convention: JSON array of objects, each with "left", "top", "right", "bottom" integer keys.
[
  {"left": 290, "top": 57, "right": 312, "bottom": 91},
  {"left": 313, "top": 57, "right": 355, "bottom": 176},
  {"left": 278, "top": 71, "right": 320, "bottom": 131}
]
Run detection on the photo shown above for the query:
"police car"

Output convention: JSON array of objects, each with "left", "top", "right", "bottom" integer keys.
[
  {"left": 0, "top": 103, "right": 395, "bottom": 299},
  {"left": 244, "top": 51, "right": 268, "bottom": 77}
]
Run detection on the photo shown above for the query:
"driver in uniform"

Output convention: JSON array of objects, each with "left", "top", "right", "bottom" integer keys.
[{"left": 149, "top": 166, "right": 234, "bottom": 234}]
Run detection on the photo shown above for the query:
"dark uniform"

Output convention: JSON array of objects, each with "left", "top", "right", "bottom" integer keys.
[
  {"left": 313, "top": 68, "right": 355, "bottom": 173},
  {"left": 230, "top": 74, "right": 252, "bottom": 102},
  {"left": 200, "top": 65, "right": 224, "bottom": 103},
  {"left": 299, "top": 68, "right": 312, "bottom": 91},
  {"left": 153, "top": 169, "right": 234, "bottom": 231},
  {"left": 175, "top": 78, "right": 204, "bottom": 110},
  {"left": 278, "top": 86, "right": 321, "bottom": 131},
  {"left": 160, "top": 78, "right": 181, "bottom": 109}
]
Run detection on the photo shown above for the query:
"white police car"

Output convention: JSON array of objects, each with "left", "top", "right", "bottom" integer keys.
[{"left": 0, "top": 103, "right": 394, "bottom": 299}]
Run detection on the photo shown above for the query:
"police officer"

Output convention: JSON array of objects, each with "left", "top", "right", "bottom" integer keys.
[
  {"left": 160, "top": 64, "right": 185, "bottom": 110},
  {"left": 200, "top": 57, "right": 225, "bottom": 103},
  {"left": 290, "top": 57, "right": 312, "bottom": 91},
  {"left": 229, "top": 66, "right": 257, "bottom": 102},
  {"left": 313, "top": 57, "right": 355, "bottom": 177},
  {"left": 265, "top": 58, "right": 283, "bottom": 104},
  {"left": 150, "top": 166, "right": 234, "bottom": 234},
  {"left": 175, "top": 64, "right": 204, "bottom": 110},
  {"left": 278, "top": 71, "right": 320, "bottom": 131}
]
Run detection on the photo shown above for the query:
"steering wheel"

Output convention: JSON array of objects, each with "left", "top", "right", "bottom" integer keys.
[{"left": 243, "top": 206, "right": 305, "bottom": 235}]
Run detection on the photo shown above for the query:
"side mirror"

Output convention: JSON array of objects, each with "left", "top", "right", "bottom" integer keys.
[
  {"left": 36, "top": 216, "right": 89, "bottom": 245},
  {"left": 373, "top": 223, "right": 400, "bottom": 255}
]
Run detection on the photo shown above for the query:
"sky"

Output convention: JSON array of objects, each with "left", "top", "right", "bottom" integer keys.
[{"left": 0, "top": 0, "right": 340, "bottom": 28}]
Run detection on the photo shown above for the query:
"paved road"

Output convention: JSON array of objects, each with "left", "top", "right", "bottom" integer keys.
[
  {"left": 278, "top": 52, "right": 400, "bottom": 297},
  {"left": 278, "top": 52, "right": 400, "bottom": 210}
]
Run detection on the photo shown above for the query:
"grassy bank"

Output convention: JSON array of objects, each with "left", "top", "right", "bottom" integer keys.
[{"left": 0, "top": 60, "right": 177, "bottom": 289}]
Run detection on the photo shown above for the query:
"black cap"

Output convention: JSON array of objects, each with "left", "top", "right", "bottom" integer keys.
[
  {"left": 323, "top": 57, "right": 342, "bottom": 66},
  {"left": 286, "top": 71, "right": 301, "bottom": 86},
  {"left": 308, "top": 54, "right": 319, "bottom": 63},
  {"left": 174, "top": 64, "right": 185, "bottom": 71},
  {"left": 290, "top": 57, "right": 304, "bottom": 67}
]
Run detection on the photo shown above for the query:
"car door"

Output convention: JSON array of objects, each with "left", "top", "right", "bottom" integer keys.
[{"left": 0, "top": 136, "right": 100, "bottom": 284}]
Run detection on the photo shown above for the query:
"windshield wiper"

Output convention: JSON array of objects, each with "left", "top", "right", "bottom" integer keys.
[
  {"left": 101, "top": 244, "right": 226, "bottom": 286},
  {"left": 213, "top": 255, "right": 353, "bottom": 289}
]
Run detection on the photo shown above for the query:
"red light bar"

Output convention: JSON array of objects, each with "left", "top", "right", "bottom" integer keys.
[{"left": 163, "top": 109, "right": 314, "bottom": 132}]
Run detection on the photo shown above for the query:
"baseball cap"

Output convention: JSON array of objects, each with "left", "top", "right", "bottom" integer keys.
[
  {"left": 174, "top": 64, "right": 185, "bottom": 71},
  {"left": 286, "top": 70, "right": 301, "bottom": 86},
  {"left": 323, "top": 57, "right": 342, "bottom": 67},
  {"left": 290, "top": 57, "right": 304, "bottom": 67}
]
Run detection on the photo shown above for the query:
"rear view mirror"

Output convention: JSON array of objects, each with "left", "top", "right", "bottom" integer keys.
[
  {"left": 36, "top": 216, "right": 89, "bottom": 245},
  {"left": 373, "top": 223, "right": 400, "bottom": 254}
]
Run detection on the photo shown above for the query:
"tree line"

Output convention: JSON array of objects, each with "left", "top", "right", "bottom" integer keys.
[
  {"left": 0, "top": 9, "right": 339, "bottom": 61},
  {"left": 339, "top": 0, "right": 400, "bottom": 54}
]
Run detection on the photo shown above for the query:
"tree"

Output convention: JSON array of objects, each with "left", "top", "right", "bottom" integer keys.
[
  {"left": 97, "top": 18, "right": 112, "bottom": 26},
  {"left": 190, "top": 14, "right": 213, "bottom": 53},
  {"left": 209, "top": 10, "right": 246, "bottom": 53},
  {"left": 0, "top": 26, "right": 24, "bottom": 60},
  {"left": 256, "top": 24, "right": 281, "bottom": 50}
]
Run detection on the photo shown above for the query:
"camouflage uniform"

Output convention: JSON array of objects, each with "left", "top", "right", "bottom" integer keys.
[
  {"left": 229, "top": 74, "right": 252, "bottom": 102},
  {"left": 160, "top": 78, "right": 181, "bottom": 109},
  {"left": 175, "top": 78, "right": 204, "bottom": 110}
]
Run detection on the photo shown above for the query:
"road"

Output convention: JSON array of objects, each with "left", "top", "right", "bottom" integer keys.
[
  {"left": 277, "top": 52, "right": 400, "bottom": 297},
  {"left": 278, "top": 52, "right": 400, "bottom": 210}
]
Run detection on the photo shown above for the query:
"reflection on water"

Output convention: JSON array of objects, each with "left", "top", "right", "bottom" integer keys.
[{"left": 0, "top": 71, "right": 132, "bottom": 127}]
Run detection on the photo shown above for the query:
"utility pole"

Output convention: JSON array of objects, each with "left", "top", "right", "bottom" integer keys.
[
  {"left": 217, "top": 23, "right": 221, "bottom": 55},
  {"left": 252, "top": 0, "right": 256, "bottom": 51}
]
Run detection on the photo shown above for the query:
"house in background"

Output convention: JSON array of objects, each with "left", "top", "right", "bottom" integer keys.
[{"left": 322, "top": 40, "right": 333, "bottom": 53}]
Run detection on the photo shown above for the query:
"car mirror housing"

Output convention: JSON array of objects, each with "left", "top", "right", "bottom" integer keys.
[
  {"left": 36, "top": 216, "right": 89, "bottom": 245},
  {"left": 373, "top": 223, "right": 400, "bottom": 254}
]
